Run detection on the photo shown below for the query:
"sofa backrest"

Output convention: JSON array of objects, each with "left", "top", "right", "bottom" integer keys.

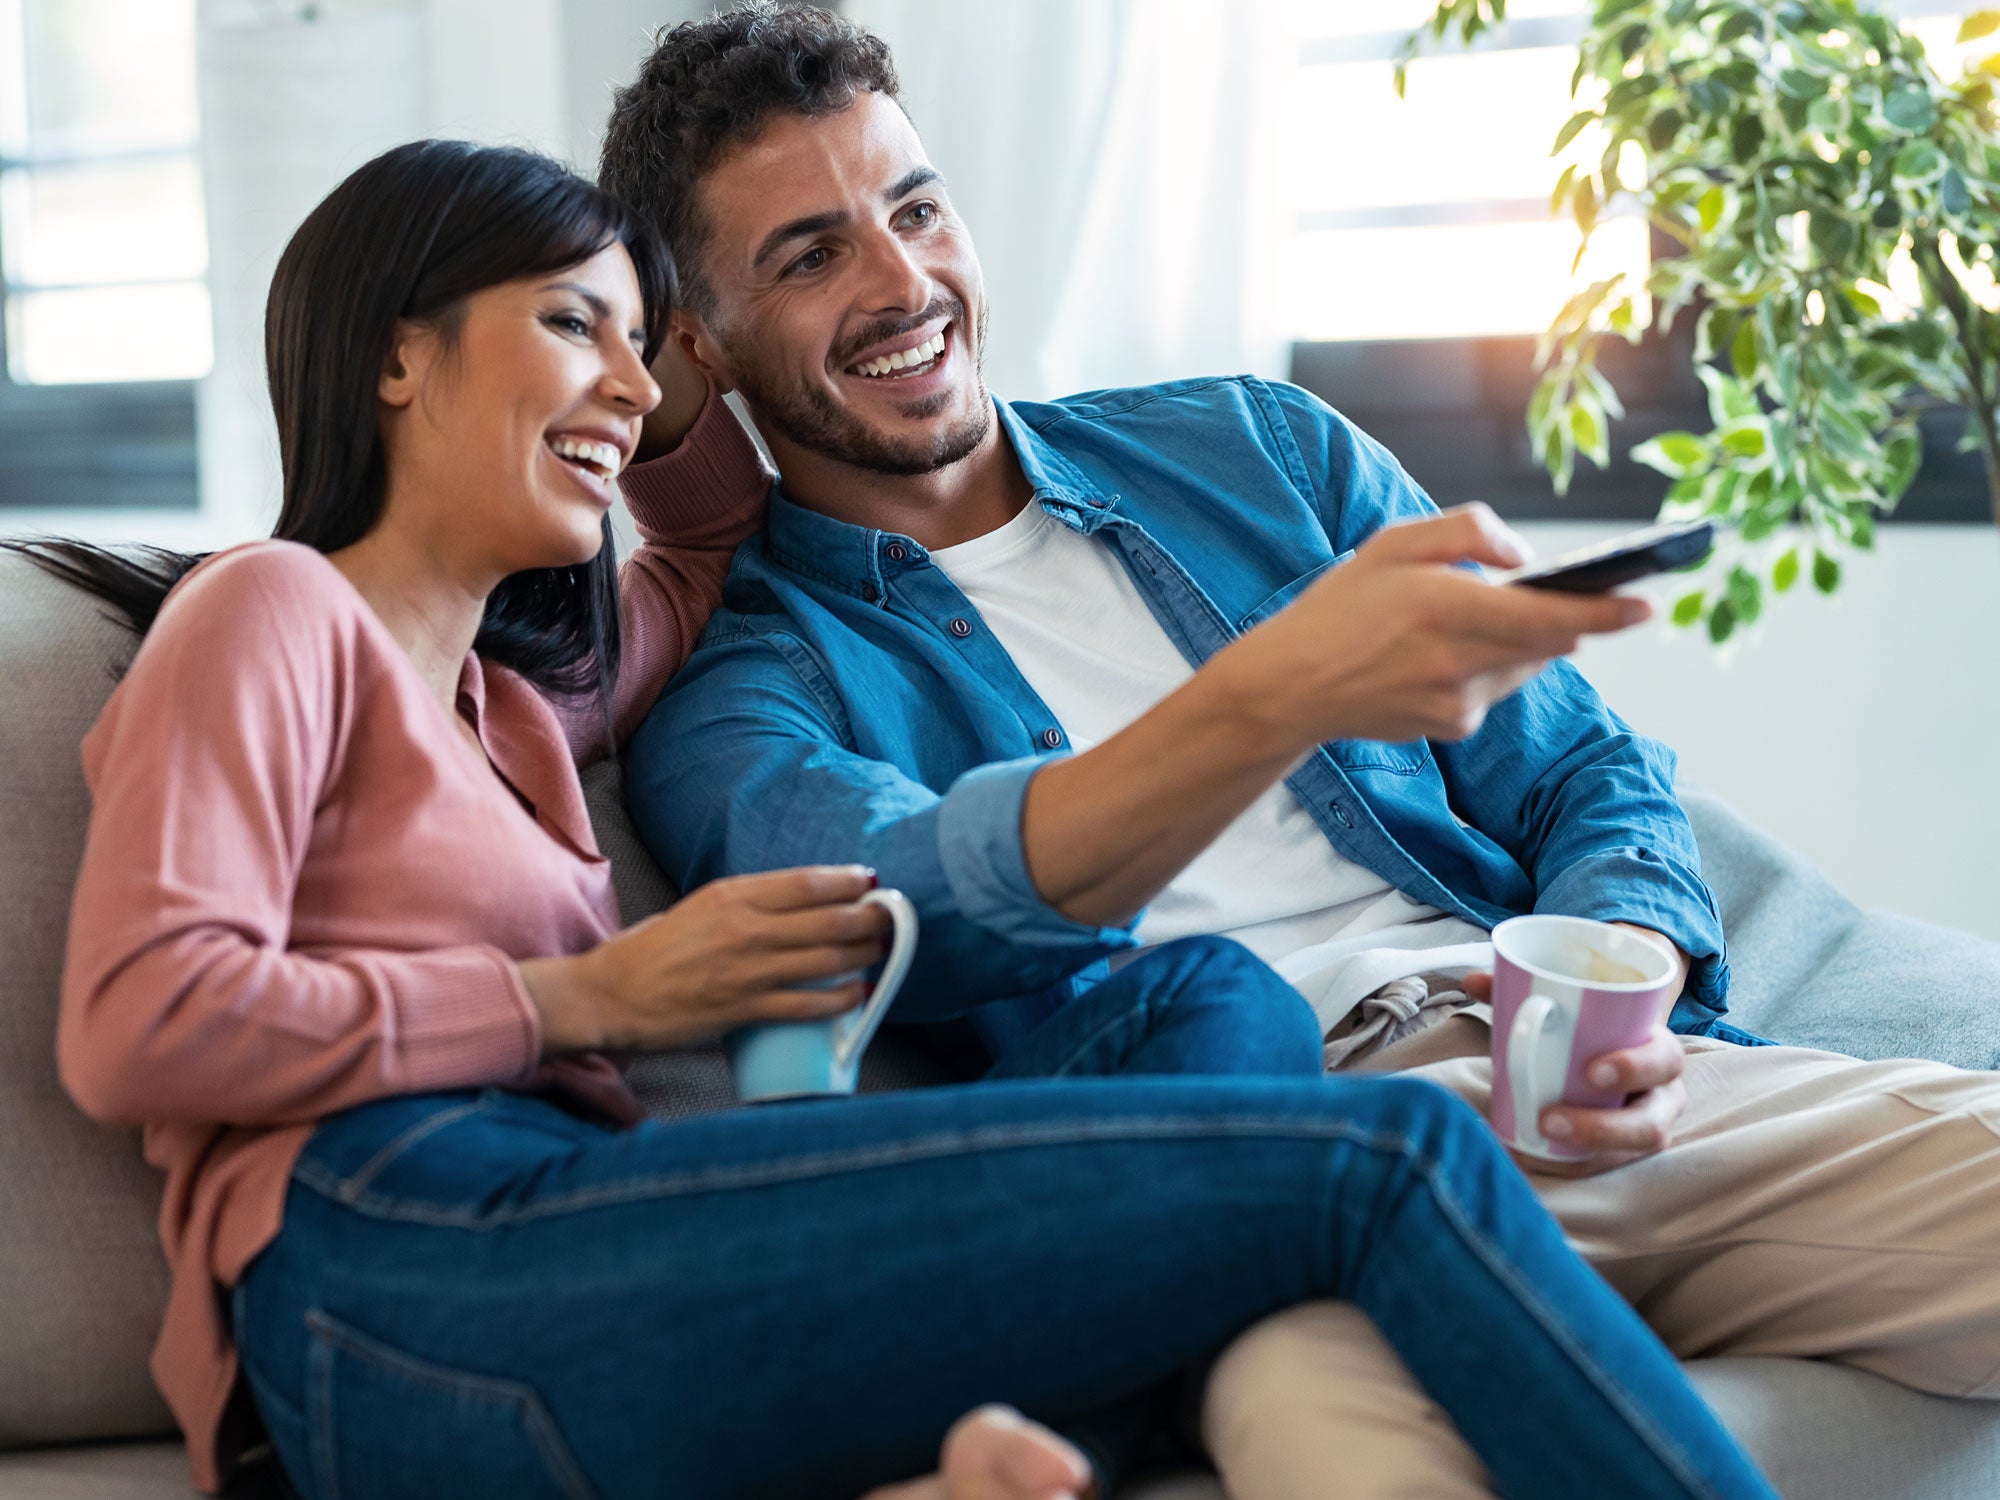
[
  {"left": 0, "top": 552, "right": 949, "bottom": 1450},
  {"left": 0, "top": 552, "right": 174, "bottom": 1446}
]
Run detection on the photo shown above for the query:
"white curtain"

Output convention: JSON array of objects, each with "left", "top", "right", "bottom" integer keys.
[
  {"left": 195, "top": 0, "right": 572, "bottom": 545},
  {"left": 843, "top": 0, "right": 1294, "bottom": 402}
]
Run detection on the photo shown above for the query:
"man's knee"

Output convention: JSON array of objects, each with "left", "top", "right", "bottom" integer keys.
[
  {"left": 1141, "top": 935, "right": 1322, "bottom": 1065},
  {"left": 1201, "top": 1301, "right": 1493, "bottom": 1498}
]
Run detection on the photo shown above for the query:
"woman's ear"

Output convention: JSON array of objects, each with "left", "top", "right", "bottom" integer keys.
[{"left": 378, "top": 319, "right": 432, "bottom": 409}]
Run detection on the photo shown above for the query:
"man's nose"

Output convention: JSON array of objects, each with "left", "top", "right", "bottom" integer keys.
[{"left": 854, "top": 226, "right": 934, "bottom": 315}]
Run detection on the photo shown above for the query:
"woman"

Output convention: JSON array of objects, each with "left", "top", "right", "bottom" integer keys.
[{"left": 24, "top": 140, "right": 1775, "bottom": 1500}]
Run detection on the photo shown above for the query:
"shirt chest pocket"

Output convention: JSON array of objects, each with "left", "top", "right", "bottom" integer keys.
[{"left": 1235, "top": 553, "right": 1434, "bottom": 778}]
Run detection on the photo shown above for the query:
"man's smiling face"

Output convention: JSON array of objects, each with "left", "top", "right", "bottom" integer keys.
[{"left": 684, "top": 90, "right": 992, "bottom": 477}]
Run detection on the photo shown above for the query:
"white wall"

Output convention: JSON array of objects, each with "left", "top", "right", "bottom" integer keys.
[{"left": 1526, "top": 521, "right": 2000, "bottom": 941}]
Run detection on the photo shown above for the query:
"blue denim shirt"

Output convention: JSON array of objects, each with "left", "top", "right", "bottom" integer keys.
[{"left": 626, "top": 377, "right": 1735, "bottom": 1045}]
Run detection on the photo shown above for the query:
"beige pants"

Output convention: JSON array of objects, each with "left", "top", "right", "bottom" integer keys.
[{"left": 1200, "top": 1017, "right": 2000, "bottom": 1500}]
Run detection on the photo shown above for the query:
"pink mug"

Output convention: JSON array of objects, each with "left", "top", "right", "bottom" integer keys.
[{"left": 1489, "top": 915, "right": 1678, "bottom": 1161}]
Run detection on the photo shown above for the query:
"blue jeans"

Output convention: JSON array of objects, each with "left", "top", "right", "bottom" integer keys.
[{"left": 234, "top": 939, "right": 1775, "bottom": 1500}]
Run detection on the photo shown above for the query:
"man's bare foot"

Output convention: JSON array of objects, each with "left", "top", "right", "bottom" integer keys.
[{"left": 863, "top": 1405, "right": 1094, "bottom": 1500}]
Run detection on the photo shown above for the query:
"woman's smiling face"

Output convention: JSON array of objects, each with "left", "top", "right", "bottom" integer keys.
[{"left": 376, "top": 240, "right": 662, "bottom": 579}]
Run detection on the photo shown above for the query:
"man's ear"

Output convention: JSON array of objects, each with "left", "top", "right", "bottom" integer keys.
[
  {"left": 378, "top": 319, "right": 432, "bottom": 410},
  {"left": 672, "top": 310, "right": 736, "bottom": 397}
]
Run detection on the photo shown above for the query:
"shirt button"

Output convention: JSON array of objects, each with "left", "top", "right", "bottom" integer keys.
[
  {"left": 949, "top": 617, "right": 973, "bottom": 638},
  {"left": 859, "top": 584, "right": 879, "bottom": 603},
  {"left": 886, "top": 543, "right": 907, "bottom": 562},
  {"left": 1041, "top": 728, "right": 1064, "bottom": 749},
  {"left": 1329, "top": 801, "right": 1353, "bottom": 828}
]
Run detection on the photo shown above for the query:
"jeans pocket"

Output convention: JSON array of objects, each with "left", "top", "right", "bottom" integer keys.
[{"left": 302, "top": 1308, "right": 597, "bottom": 1500}]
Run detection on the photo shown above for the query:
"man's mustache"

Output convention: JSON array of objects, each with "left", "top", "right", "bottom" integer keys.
[{"left": 830, "top": 298, "right": 965, "bottom": 368}]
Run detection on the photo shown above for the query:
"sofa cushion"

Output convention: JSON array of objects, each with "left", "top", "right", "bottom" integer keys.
[
  {"left": 1680, "top": 783, "right": 2000, "bottom": 1069},
  {"left": 0, "top": 1439, "right": 198, "bottom": 1499},
  {"left": 0, "top": 554, "right": 173, "bottom": 1446}
]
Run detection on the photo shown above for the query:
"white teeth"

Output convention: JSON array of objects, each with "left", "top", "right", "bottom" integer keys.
[
  {"left": 853, "top": 329, "right": 948, "bottom": 379},
  {"left": 548, "top": 435, "right": 622, "bottom": 478}
]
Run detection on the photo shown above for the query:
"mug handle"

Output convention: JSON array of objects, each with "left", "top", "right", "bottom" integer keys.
[
  {"left": 832, "top": 889, "right": 919, "bottom": 1069},
  {"left": 1506, "top": 992, "right": 1557, "bottom": 1156}
]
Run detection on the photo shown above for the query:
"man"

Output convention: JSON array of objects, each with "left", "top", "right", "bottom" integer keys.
[{"left": 601, "top": 5, "right": 2000, "bottom": 1496}]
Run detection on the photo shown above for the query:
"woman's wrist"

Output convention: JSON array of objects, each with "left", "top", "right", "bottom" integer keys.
[{"left": 518, "top": 952, "right": 611, "bottom": 1054}]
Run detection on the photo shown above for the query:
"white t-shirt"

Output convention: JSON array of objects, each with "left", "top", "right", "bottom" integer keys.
[{"left": 929, "top": 502, "right": 1492, "bottom": 1030}]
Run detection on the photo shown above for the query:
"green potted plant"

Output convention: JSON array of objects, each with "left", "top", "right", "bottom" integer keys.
[{"left": 1404, "top": 0, "right": 2000, "bottom": 641}]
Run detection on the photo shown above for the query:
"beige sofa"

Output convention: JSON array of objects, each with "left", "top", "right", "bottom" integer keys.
[{"left": 8, "top": 549, "right": 2000, "bottom": 1498}]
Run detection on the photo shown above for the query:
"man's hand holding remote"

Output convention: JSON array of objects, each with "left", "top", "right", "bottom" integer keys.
[{"left": 1023, "top": 504, "right": 1653, "bottom": 927}]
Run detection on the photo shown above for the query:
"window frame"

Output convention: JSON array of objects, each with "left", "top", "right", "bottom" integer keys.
[
  {"left": 0, "top": 0, "right": 199, "bottom": 512},
  {"left": 1284, "top": 3, "right": 1989, "bottom": 525}
]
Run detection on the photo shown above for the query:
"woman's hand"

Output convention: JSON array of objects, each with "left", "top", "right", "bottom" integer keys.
[
  {"left": 632, "top": 332, "right": 715, "bottom": 463},
  {"left": 520, "top": 865, "right": 891, "bottom": 1053}
]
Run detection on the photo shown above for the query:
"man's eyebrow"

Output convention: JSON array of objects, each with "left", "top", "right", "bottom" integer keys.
[
  {"left": 885, "top": 165, "right": 942, "bottom": 202},
  {"left": 749, "top": 168, "right": 947, "bottom": 273},
  {"left": 752, "top": 209, "right": 849, "bottom": 273}
]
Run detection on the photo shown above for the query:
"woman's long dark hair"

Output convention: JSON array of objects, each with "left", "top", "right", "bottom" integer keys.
[{"left": 5, "top": 139, "right": 676, "bottom": 735}]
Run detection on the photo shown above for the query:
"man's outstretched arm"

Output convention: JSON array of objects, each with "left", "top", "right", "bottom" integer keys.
[
  {"left": 630, "top": 507, "right": 1648, "bottom": 1021},
  {"left": 1019, "top": 507, "right": 1649, "bottom": 925}
]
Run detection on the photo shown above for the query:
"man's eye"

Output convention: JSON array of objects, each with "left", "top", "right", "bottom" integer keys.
[
  {"left": 907, "top": 202, "right": 937, "bottom": 226},
  {"left": 790, "top": 247, "right": 830, "bottom": 276}
]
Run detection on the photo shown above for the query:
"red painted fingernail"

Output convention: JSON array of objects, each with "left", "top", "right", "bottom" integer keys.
[{"left": 865, "top": 870, "right": 879, "bottom": 889}]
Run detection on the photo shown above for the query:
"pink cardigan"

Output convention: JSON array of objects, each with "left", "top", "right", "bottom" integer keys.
[{"left": 58, "top": 391, "right": 768, "bottom": 1493}]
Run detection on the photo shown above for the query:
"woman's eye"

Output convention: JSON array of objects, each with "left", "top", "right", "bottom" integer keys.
[{"left": 549, "top": 312, "right": 591, "bottom": 337}]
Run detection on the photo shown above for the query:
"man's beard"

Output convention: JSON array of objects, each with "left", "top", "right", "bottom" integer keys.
[{"left": 722, "top": 297, "right": 992, "bottom": 477}]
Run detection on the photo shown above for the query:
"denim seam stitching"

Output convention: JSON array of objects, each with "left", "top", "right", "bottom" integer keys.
[
  {"left": 305, "top": 1307, "right": 599, "bottom": 1500},
  {"left": 306, "top": 1323, "right": 340, "bottom": 1500},
  {"left": 1022, "top": 374, "right": 1244, "bottom": 428},
  {"left": 1042, "top": 997, "right": 1164, "bottom": 1079},
  {"left": 297, "top": 1114, "right": 1426, "bottom": 1227},
  {"left": 1420, "top": 1176, "right": 1731, "bottom": 1500},
  {"left": 321, "top": 1097, "right": 495, "bottom": 1203}
]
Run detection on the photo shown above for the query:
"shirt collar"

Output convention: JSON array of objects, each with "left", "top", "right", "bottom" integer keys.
[{"left": 762, "top": 397, "right": 1120, "bottom": 596}]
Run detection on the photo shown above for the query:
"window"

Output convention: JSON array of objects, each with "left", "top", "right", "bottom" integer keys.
[
  {"left": 0, "top": 0, "right": 210, "bottom": 383},
  {"left": 1281, "top": 0, "right": 1643, "bottom": 343},
  {"left": 1282, "top": 0, "right": 1989, "bottom": 521},
  {"left": 0, "top": 0, "right": 203, "bottom": 511}
]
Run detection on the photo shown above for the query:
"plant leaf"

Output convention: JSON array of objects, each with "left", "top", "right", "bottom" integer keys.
[
  {"left": 1812, "top": 550, "right": 1843, "bottom": 594},
  {"left": 1632, "top": 431, "right": 1710, "bottom": 477},
  {"left": 1731, "top": 316, "right": 1761, "bottom": 381},
  {"left": 1671, "top": 590, "right": 1707, "bottom": 626},
  {"left": 1772, "top": 548, "right": 1801, "bottom": 593},
  {"left": 1883, "top": 88, "right": 1939, "bottom": 133},
  {"left": 1553, "top": 109, "right": 1597, "bottom": 154},
  {"left": 1893, "top": 139, "right": 1947, "bottom": 184},
  {"left": 1707, "top": 598, "right": 1738, "bottom": 643},
  {"left": 1550, "top": 162, "right": 1578, "bottom": 215},
  {"left": 1962, "top": 10, "right": 2000, "bottom": 43},
  {"left": 1727, "top": 565, "right": 1764, "bottom": 624},
  {"left": 1698, "top": 184, "right": 1728, "bottom": 233}
]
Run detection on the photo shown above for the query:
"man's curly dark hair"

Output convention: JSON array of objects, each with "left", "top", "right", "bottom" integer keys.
[{"left": 598, "top": 2, "right": 901, "bottom": 318}]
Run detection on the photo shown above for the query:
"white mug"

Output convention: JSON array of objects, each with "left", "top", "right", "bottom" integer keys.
[{"left": 723, "top": 888, "right": 919, "bottom": 1103}]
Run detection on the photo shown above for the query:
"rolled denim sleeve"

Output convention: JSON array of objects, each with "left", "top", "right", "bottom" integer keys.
[
  {"left": 1436, "top": 661, "right": 1730, "bottom": 1023},
  {"left": 1267, "top": 379, "right": 1730, "bottom": 1024},
  {"left": 624, "top": 636, "right": 1138, "bottom": 1020}
]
